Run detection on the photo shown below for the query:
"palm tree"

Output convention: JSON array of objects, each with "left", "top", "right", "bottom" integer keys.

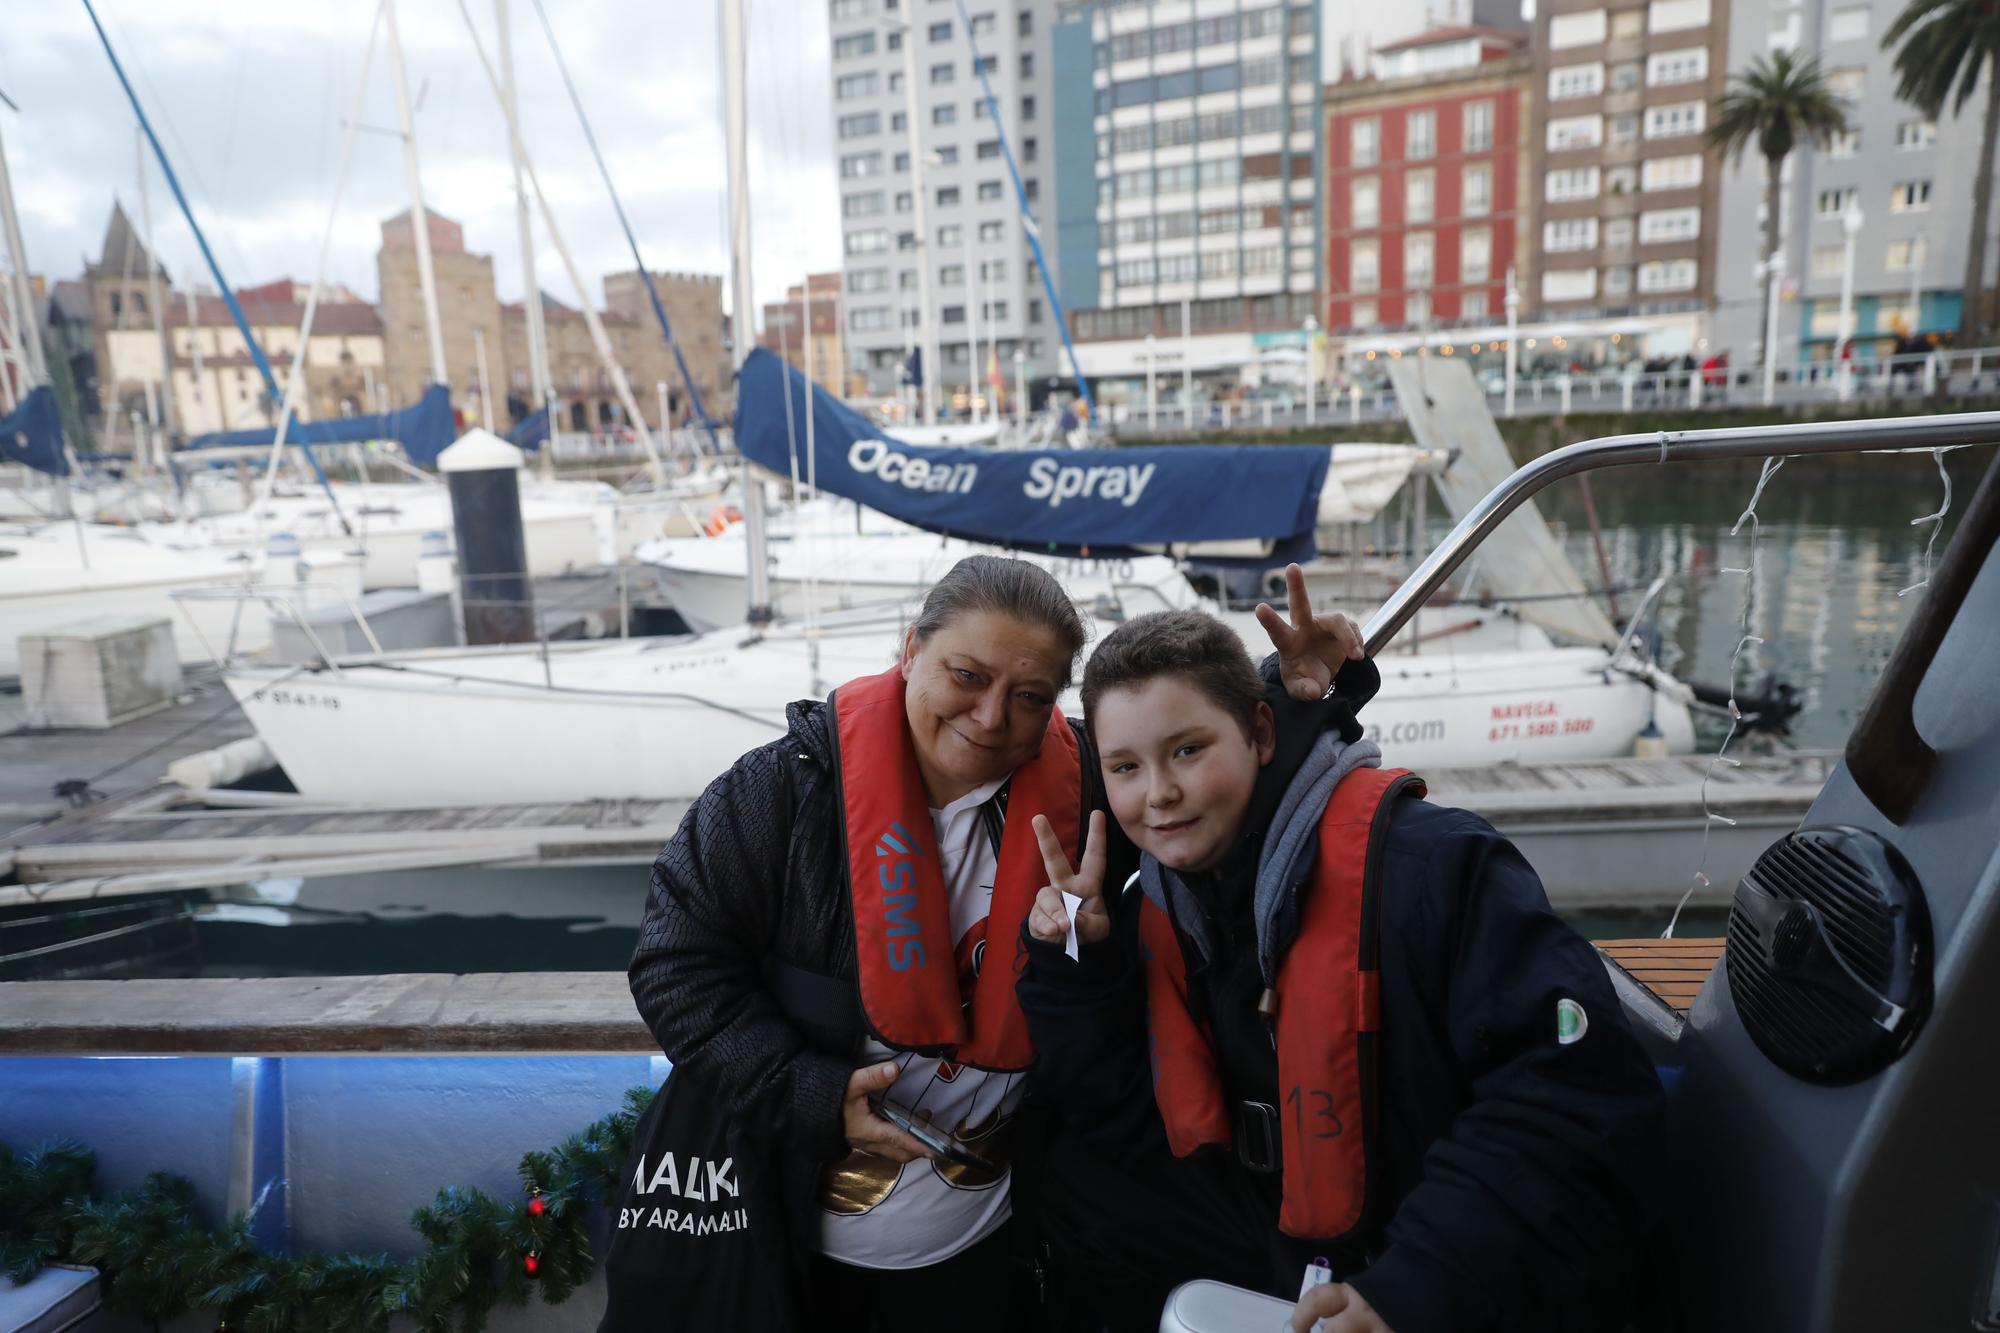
[
  {"left": 1883, "top": 0, "right": 2000, "bottom": 347},
  {"left": 1708, "top": 52, "right": 1851, "bottom": 367}
]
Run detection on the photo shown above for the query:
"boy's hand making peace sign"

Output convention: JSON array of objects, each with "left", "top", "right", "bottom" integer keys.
[
  {"left": 1026, "top": 810, "right": 1110, "bottom": 948},
  {"left": 1255, "top": 562, "right": 1367, "bottom": 703}
]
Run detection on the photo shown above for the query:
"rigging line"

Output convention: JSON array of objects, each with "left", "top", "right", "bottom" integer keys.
[
  {"left": 526, "top": 0, "right": 723, "bottom": 450},
  {"left": 101, "top": 4, "right": 259, "bottom": 294},
  {"left": 251, "top": 0, "right": 387, "bottom": 526},
  {"left": 950, "top": 0, "right": 1095, "bottom": 418},
  {"left": 80, "top": 0, "right": 353, "bottom": 532}
]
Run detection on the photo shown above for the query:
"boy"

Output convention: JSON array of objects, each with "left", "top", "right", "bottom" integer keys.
[{"left": 1018, "top": 605, "right": 1664, "bottom": 1333}]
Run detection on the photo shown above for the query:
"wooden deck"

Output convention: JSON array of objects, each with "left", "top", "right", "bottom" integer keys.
[
  {"left": 2, "top": 748, "right": 1829, "bottom": 909},
  {"left": 0, "top": 971, "right": 653, "bottom": 1055},
  {"left": 1596, "top": 937, "right": 1728, "bottom": 1014}
]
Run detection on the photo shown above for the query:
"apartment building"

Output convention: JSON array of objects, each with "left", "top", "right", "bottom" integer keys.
[
  {"left": 759, "top": 272, "right": 860, "bottom": 397},
  {"left": 1712, "top": 0, "right": 1972, "bottom": 361},
  {"left": 1053, "top": 0, "right": 1323, "bottom": 399},
  {"left": 1528, "top": 0, "right": 1732, "bottom": 322},
  {"left": 827, "top": 0, "right": 1061, "bottom": 401},
  {"left": 1325, "top": 26, "right": 1532, "bottom": 335}
]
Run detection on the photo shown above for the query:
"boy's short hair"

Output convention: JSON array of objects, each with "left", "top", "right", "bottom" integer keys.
[{"left": 1081, "top": 609, "right": 1264, "bottom": 741}]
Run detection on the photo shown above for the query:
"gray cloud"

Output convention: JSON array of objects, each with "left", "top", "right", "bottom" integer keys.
[{"left": 3, "top": 0, "right": 839, "bottom": 330}]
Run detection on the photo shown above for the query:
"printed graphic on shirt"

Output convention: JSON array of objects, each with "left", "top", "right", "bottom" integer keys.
[
  {"left": 619, "top": 1151, "right": 750, "bottom": 1236},
  {"left": 821, "top": 779, "right": 1020, "bottom": 1268}
]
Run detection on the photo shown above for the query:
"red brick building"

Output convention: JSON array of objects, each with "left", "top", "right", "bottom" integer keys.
[{"left": 1324, "top": 28, "right": 1532, "bottom": 333}]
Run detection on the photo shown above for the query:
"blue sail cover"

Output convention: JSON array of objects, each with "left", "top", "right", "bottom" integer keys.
[
  {"left": 189, "top": 384, "right": 456, "bottom": 466},
  {"left": 733, "top": 348, "right": 1329, "bottom": 558},
  {"left": 0, "top": 385, "right": 67, "bottom": 476},
  {"left": 506, "top": 406, "right": 550, "bottom": 451}
]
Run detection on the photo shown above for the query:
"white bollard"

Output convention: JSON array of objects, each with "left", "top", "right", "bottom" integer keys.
[
  {"left": 1923, "top": 354, "right": 1938, "bottom": 395},
  {"left": 1689, "top": 368, "right": 1703, "bottom": 409},
  {"left": 1263, "top": 400, "right": 1272, "bottom": 428},
  {"left": 1349, "top": 383, "right": 1361, "bottom": 424},
  {"left": 1559, "top": 374, "right": 1572, "bottom": 414},
  {"left": 1622, "top": 373, "right": 1635, "bottom": 413}
]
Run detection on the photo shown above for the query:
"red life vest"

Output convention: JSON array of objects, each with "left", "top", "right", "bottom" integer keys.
[
  {"left": 1139, "top": 766, "right": 1425, "bottom": 1240},
  {"left": 832, "top": 664, "right": 1082, "bottom": 1073}
]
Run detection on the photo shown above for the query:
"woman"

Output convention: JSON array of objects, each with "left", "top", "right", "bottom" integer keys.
[{"left": 599, "top": 555, "right": 1359, "bottom": 1332}]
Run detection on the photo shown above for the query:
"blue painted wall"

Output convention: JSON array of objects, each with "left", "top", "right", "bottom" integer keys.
[{"left": 1, "top": 1054, "right": 668, "bottom": 1332}]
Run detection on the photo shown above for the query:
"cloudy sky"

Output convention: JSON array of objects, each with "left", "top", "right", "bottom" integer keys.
[{"left": 5, "top": 2, "right": 1422, "bottom": 328}]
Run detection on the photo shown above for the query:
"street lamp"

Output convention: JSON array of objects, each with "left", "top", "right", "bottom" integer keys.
[
  {"left": 1303, "top": 315, "right": 1319, "bottom": 426},
  {"left": 1837, "top": 199, "right": 1864, "bottom": 402},
  {"left": 1762, "top": 248, "right": 1786, "bottom": 407},
  {"left": 1504, "top": 267, "right": 1520, "bottom": 418}
]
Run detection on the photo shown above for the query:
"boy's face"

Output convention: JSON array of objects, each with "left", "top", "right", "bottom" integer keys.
[{"left": 1093, "top": 676, "right": 1274, "bottom": 874}]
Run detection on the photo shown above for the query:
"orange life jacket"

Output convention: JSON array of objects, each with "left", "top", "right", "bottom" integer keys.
[
  {"left": 831, "top": 664, "right": 1082, "bottom": 1073},
  {"left": 1139, "top": 766, "right": 1425, "bottom": 1240}
]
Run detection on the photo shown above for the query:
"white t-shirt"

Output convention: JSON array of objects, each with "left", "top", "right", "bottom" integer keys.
[{"left": 818, "top": 775, "right": 1027, "bottom": 1269}]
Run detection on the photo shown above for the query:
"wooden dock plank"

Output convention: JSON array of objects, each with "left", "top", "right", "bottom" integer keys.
[
  {"left": 1596, "top": 937, "right": 1726, "bottom": 1014},
  {"left": 0, "top": 972, "right": 654, "bottom": 1055}
]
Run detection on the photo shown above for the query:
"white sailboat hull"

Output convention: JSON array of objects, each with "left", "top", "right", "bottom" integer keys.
[
  {"left": 228, "top": 624, "right": 1694, "bottom": 808},
  {"left": 0, "top": 525, "right": 272, "bottom": 678}
]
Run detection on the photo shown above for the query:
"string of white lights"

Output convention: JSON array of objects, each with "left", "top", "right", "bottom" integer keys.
[
  {"left": 1899, "top": 447, "right": 1956, "bottom": 597},
  {"left": 1664, "top": 455, "right": 1784, "bottom": 939}
]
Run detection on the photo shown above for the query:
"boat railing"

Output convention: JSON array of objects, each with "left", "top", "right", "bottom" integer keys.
[
  {"left": 172, "top": 580, "right": 387, "bottom": 673},
  {"left": 1365, "top": 410, "right": 2000, "bottom": 655}
]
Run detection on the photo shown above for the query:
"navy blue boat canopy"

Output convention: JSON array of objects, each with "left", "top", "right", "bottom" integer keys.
[
  {"left": 0, "top": 386, "right": 68, "bottom": 476},
  {"left": 732, "top": 348, "right": 1329, "bottom": 559},
  {"left": 188, "top": 384, "right": 456, "bottom": 467}
]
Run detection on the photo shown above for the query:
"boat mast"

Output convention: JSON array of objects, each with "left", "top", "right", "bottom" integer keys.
[
  {"left": 722, "top": 0, "right": 772, "bottom": 622},
  {"left": 382, "top": 0, "right": 451, "bottom": 391},
  {"left": 448, "top": 0, "right": 670, "bottom": 487},
  {"left": 80, "top": 0, "right": 351, "bottom": 529},
  {"left": 495, "top": 0, "right": 556, "bottom": 466},
  {"left": 136, "top": 125, "right": 175, "bottom": 464},
  {"left": 0, "top": 110, "right": 48, "bottom": 387}
]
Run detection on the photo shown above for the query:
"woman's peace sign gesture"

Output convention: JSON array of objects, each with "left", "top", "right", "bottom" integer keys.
[
  {"left": 1026, "top": 810, "right": 1110, "bottom": 947},
  {"left": 1255, "top": 562, "right": 1367, "bottom": 703}
]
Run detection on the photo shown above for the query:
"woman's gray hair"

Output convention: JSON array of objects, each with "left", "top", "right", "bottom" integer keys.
[{"left": 911, "top": 555, "right": 1088, "bottom": 683}]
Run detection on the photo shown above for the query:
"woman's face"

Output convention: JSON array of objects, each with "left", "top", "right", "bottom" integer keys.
[{"left": 900, "top": 611, "right": 1069, "bottom": 807}]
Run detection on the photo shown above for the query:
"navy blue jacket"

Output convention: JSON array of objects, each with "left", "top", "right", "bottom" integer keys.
[{"left": 1018, "top": 749, "right": 1665, "bottom": 1332}]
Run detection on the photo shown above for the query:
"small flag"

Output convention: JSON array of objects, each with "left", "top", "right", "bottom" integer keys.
[{"left": 986, "top": 347, "right": 1004, "bottom": 389}]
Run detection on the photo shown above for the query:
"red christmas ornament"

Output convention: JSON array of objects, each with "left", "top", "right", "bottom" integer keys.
[
  {"left": 527, "top": 1192, "right": 546, "bottom": 1217},
  {"left": 524, "top": 1252, "right": 541, "bottom": 1278}
]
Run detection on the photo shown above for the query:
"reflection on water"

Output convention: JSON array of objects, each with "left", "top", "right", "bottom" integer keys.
[
  {"left": 149, "top": 449, "right": 1996, "bottom": 977},
  {"left": 1534, "top": 449, "right": 1988, "bottom": 751},
  {"left": 185, "top": 863, "right": 648, "bottom": 978}
]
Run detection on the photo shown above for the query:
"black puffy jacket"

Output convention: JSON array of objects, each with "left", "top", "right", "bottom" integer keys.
[
  {"left": 1018, "top": 748, "right": 1667, "bottom": 1333},
  {"left": 619, "top": 694, "right": 1114, "bottom": 1325}
]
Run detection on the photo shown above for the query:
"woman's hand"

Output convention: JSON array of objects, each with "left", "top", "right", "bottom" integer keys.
[
  {"left": 840, "top": 1061, "right": 935, "bottom": 1162},
  {"left": 1256, "top": 563, "right": 1366, "bottom": 703},
  {"left": 1026, "top": 810, "right": 1110, "bottom": 948},
  {"left": 1289, "top": 1281, "right": 1395, "bottom": 1333}
]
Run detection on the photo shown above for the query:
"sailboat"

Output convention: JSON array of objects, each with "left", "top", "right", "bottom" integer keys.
[{"left": 215, "top": 0, "right": 1704, "bottom": 806}]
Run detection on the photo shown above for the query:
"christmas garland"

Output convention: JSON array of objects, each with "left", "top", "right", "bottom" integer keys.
[{"left": 0, "top": 1085, "right": 653, "bottom": 1333}]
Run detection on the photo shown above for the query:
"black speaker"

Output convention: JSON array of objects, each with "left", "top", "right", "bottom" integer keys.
[{"left": 1726, "top": 825, "right": 1933, "bottom": 1084}]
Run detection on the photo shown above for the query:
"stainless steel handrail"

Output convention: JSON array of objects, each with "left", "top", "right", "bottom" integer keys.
[{"left": 1362, "top": 409, "right": 2000, "bottom": 657}]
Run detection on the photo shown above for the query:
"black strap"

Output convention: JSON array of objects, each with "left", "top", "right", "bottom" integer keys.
[{"left": 978, "top": 785, "right": 1007, "bottom": 862}]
